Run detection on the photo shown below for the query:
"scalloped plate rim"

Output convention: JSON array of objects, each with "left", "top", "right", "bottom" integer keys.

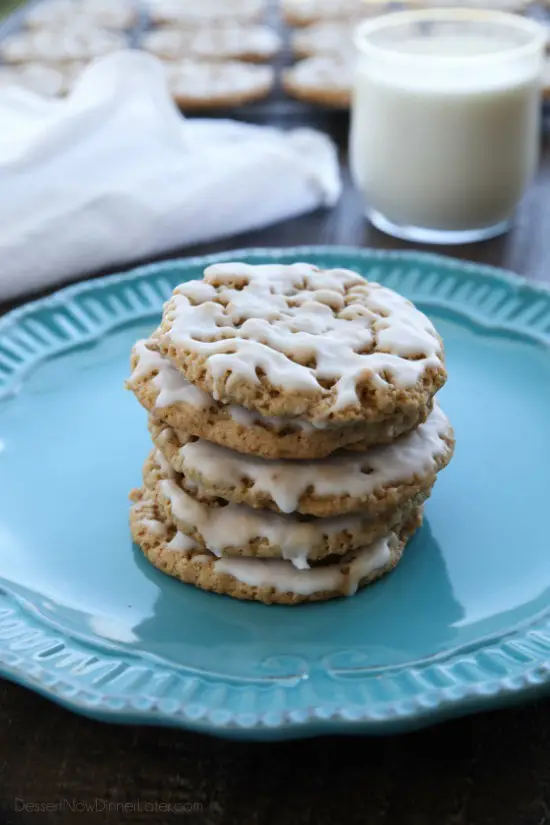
[{"left": 1, "top": 245, "right": 550, "bottom": 739}]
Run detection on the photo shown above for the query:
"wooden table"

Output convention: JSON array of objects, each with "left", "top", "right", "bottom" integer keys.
[{"left": 2, "top": 113, "right": 550, "bottom": 825}]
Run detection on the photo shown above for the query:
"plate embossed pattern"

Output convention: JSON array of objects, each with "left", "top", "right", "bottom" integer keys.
[{"left": 1, "top": 247, "right": 550, "bottom": 739}]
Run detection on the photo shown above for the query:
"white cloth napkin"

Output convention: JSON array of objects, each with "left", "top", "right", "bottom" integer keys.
[{"left": 0, "top": 50, "right": 341, "bottom": 303}]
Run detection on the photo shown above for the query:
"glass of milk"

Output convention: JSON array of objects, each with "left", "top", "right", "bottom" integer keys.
[{"left": 350, "top": 9, "right": 546, "bottom": 244}]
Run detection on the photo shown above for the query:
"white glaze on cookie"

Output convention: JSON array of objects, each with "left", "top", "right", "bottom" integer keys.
[
  {"left": 226, "top": 403, "right": 318, "bottom": 432},
  {"left": 214, "top": 535, "right": 391, "bottom": 596},
  {"left": 162, "top": 405, "right": 451, "bottom": 514},
  {"left": 158, "top": 477, "right": 389, "bottom": 570},
  {"left": 155, "top": 447, "right": 177, "bottom": 478},
  {"left": 134, "top": 497, "right": 394, "bottom": 596},
  {"left": 129, "top": 340, "right": 212, "bottom": 409},
  {"left": 129, "top": 339, "right": 326, "bottom": 431},
  {"left": 166, "top": 531, "right": 199, "bottom": 551},
  {"left": 140, "top": 518, "right": 165, "bottom": 535},
  {"left": 131, "top": 498, "right": 166, "bottom": 535},
  {"left": 163, "top": 263, "right": 444, "bottom": 419},
  {"left": 130, "top": 491, "right": 421, "bottom": 601}
]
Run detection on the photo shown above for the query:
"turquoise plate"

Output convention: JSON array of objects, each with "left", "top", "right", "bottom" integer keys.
[{"left": 1, "top": 247, "right": 550, "bottom": 740}]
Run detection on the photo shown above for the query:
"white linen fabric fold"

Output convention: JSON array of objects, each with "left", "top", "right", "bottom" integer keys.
[{"left": 0, "top": 50, "right": 341, "bottom": 302}]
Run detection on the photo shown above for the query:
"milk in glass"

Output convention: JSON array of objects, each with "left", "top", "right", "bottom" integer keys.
[{"left": 350, "top": 11, "right": 546, "bottom": 242}]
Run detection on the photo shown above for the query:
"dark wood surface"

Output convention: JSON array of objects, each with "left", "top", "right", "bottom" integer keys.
[{"left": 2, "top": 113, "right": 550, "bottom": 825}]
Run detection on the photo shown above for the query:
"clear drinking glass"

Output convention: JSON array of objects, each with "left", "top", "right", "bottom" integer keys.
[{"left": 350, "top": 9, "right": 546, "bottom": 244}]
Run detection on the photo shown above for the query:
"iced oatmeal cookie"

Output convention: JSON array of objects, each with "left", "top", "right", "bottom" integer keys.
[
  {"left": 149, "top": 404, "right": 454, "bottom": 517},
  {"left": 127, "top": 339, "right": 434, "bottom": 458},
  {"left": 130, "top": 490, "right": 423, "bottom": 604},
  {"left": 157, "top": 262, "right": 446, "bottom": 425}
]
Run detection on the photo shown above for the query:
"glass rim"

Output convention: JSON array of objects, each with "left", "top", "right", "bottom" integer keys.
[{"left": 353, "top": 8, "right": 547, "bottom": 66}]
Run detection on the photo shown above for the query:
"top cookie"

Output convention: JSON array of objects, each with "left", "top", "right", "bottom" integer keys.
[
  {"left": 158, "top": 262, "right": 446, "bottom": 425},
  {"left": 127, "top": 340, "right": 433, "bottom": 459}
]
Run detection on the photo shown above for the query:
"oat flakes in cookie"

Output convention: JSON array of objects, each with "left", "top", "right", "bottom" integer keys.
[
  {"left": 163, "top": 59, "right": 274, "bottom": 109},
  {"left": 142, "top": 24, "right": 280, "bottom": 63},
  {"left": 130, "top": 490, "right": 423, "bottom": 605},
  {"left": 149, "top": 404, "right": 454, "bottom": 518},
  {"left": 157, "top": 263, "right": 446, "bottom": 426},
  {"left": 127, "top": 340, "right": 433, "bottom": 458}
]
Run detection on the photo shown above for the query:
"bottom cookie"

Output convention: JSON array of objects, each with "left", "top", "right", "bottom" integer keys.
[{"left": 130, "top": 490, "right": 423, "bottom": 605}]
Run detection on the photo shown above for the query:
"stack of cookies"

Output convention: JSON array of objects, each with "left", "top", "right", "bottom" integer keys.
[{"left": 126, "top": 262, "right": 454, "bottom": 605}]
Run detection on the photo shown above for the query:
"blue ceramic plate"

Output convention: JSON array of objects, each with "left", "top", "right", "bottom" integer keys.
[{"left": 1, "top": 247, "right": 550, "bottom": 740}]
